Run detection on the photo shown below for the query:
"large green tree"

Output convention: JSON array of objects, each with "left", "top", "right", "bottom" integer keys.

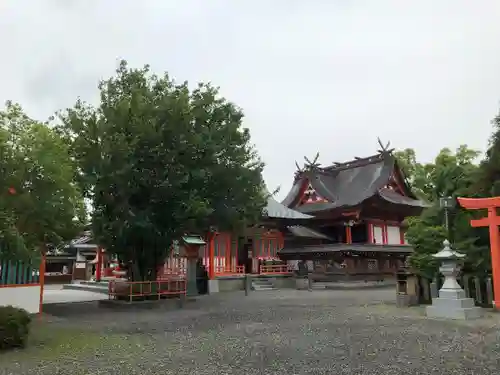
[
  {"left": 478, "top": 110, "right": 500, "bottom": 195},
  {"left": 395, "top": 145, "right": 480, "bottom": 202},
  {"left": 395, "top": 146, "right": 488, "bottom": 277},
  {"left": 0, "top": 102, "right": 86, "bottom": 260},
  {"left": 58, "top": 61, "right": 267, "bottom": 281}
]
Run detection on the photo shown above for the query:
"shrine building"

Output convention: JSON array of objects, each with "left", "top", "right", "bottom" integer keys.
[{"left": 277, "top": 147, "right": 429, "bottom": 280}]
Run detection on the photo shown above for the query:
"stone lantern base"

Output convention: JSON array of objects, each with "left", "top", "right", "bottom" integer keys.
[
  {"left": 426, "top": 239, "right": 482, "bottom": 320},
  {"left": 425, "top": 289, "right": 481, "bottom": 320}
]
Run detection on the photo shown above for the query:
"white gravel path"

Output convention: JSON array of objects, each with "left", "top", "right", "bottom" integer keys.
[
  {"left": 3, "top": 288, "right": 500, "bottom": 374},
  {"left": 43, "top": 288, "right": 108, "bottom": 304}
]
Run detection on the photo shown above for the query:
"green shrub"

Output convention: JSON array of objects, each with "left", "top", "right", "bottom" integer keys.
[{"left": 0, "top": 305, "right": 31, "bottom": 350}]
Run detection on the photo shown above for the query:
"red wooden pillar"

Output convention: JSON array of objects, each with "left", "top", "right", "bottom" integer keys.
[
  {"left": 208, "top": 232, "right": 216, "bottom": 280},
  {"left": 345, "top": 225, "right": 352, "bottom": 244},
  {"left": 96, "top": 247, "right": 103, "bottom": 282},
  {"left": 225, "top": 233, "right": 231, "bottom": 272}
]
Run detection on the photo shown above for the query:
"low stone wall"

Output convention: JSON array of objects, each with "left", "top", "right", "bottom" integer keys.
[
  {"left": 270, "top": 275, "right": 295, "bottom": 289},
  {"left": 217, "top": 275, "right": 245, "bottom": 292},
  {"left": 311, "top": 272, "right": 396, "bottom": 283}
]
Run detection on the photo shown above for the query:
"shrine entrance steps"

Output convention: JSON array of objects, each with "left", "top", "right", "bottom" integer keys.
[{"left": 251, "top": 277, "right": 276, "bottom": 291}]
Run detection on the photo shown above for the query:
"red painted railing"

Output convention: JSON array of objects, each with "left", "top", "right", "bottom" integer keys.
[
  {"left": 260, "top": 264, "right": 292, "bottom": 275},
  {"left": 108, "top": 279, "right": 186, "bottom": 302},
  {"left": 215, "top": 265, "right": 245, "bottom": 275},
  {"left": 157, "top": 268, "right": 185, "bottom": 279}
]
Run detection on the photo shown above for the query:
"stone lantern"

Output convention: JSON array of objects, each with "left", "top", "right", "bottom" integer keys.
[
  {"left": 426, "top": 239, "right": 481, "bottom": 320},
  {"left": 180, "top": 235, "right": 206, "bottom": 296}
]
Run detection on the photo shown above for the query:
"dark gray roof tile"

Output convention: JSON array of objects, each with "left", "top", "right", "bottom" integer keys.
[{"left": 264, "top": 196, "right": 313, "bottom": 219}]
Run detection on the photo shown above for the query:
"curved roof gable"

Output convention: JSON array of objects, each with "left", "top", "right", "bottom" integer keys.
[{"left": 282, "top": 152, "right": 428, "bottom": 213}]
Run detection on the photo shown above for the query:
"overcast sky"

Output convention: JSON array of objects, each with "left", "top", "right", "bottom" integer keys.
[{"left": 2, "top": 1, "right": 500, "bottom": 198}]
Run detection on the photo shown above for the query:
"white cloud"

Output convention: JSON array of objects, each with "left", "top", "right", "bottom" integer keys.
[{"left": 1, "top": 0, "right": 499, "bottom": 198}]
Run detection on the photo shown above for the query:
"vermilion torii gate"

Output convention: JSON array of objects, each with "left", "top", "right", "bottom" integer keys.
[{"left": 457, "top": 197, "right": 500, "bottom": 309}]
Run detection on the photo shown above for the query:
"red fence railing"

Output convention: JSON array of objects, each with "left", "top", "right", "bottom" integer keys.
[
  {"left": 260, "top": 264, "right": 292, "bottom": 275},
  {"left": 215, "top": 265, "right": 245, "bottom": 275},
  {"left": 108, "top": 279, "right": 186, "bottom": 302}
]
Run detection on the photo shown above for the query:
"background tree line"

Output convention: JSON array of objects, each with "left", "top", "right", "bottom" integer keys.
[{"left": 395, "top": 114, "right": 500, "bottom": 277}]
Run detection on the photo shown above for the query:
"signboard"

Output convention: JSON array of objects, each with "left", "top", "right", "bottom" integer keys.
[{"left": 75, "top": 262, "right": 86, "bottom": 269}]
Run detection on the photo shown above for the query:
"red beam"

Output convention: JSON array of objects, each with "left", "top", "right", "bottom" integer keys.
[
  {"left": 457, "top": 197, "right": 500, "bottom": 210},
  {"left": 470, "top": 216, "right": 500, "bottom": 227}
]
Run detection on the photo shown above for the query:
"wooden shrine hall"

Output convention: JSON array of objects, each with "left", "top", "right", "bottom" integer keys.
[{"left": 276, "top": 143, "right": 430, "bottom": 281}]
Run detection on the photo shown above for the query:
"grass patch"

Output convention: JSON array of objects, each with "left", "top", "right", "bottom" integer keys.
[{"left": 0, "top": 321, "right": 133, "bottom": 363}]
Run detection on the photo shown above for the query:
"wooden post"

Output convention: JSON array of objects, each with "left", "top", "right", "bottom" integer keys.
[
  {"left": 457, "top": 197, "right": 500, "bottom": 309},
  {"left": 474, "top": 277, "right": 483, "bottom": 305},
  {"left": 486, "top": 277, "right": 494, "bottom": 306}
]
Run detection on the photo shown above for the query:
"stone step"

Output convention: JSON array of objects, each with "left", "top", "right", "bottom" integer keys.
[
  {"left": 252, "top": 286, "right": 276, "bottom": 291},
  {"left": 63, "top": 283, "right": 109, "bottom": 295},
  {"left": 252, "top": 281, "right": 274, "bottom": 287},
  {"left": 251, "top": 278, "right": 275, "bottom": 291},
  {"left": 252, "top": 281, "right": 273, "bottom": 285}
]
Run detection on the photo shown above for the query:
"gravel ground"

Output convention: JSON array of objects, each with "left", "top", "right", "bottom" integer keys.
[{"left": 1, "top": 288, "right": 500, "bottom": 375}]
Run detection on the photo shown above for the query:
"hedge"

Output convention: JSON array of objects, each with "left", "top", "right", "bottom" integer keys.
[{"left": 0, "top": 305, "right": 31, "bottom": 350}]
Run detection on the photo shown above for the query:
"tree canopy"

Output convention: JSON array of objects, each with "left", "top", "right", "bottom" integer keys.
[
  {"left": 0, "top": 102, "right": 86, "bottom": 260},
  {"left": 478, "top": 110, "right": 500, "bottom": 196},
  {"left": 395, "top": 145, "right": 480, "bottom": 203},
  {"left": 58, "top": 60, "right": 267, "bottom": 280}
]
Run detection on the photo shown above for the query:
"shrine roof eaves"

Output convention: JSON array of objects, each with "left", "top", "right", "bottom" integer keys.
[
  {"left": 278, "top": 243, "right": 413, "bottom": 255},
  {"left": 265, "top": 196, "right": 313, "bottom": 219}
]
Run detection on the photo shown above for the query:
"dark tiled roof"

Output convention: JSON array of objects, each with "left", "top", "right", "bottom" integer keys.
[
  {"left": 278, "top": 243, "right": 413, "bottom": 255},
  {"left": 286, "top": 226, "right": 331, "bottom": 240},
  {"left": 264, "top": 196, "right": 313, "bottom": 219},
  {"left": 62, "top": 230, "right": 97, "bottom": 249},
  {"left": 282, "top": 152, "right": 429, "bottom": 213},
  {"left": 378, "top": 188, "right": 429, "bottom": 208}
]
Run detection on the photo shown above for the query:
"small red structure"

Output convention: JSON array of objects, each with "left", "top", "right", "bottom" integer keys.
[{"left": 457, "top": 197, "right": 500, "bottom": 309}]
